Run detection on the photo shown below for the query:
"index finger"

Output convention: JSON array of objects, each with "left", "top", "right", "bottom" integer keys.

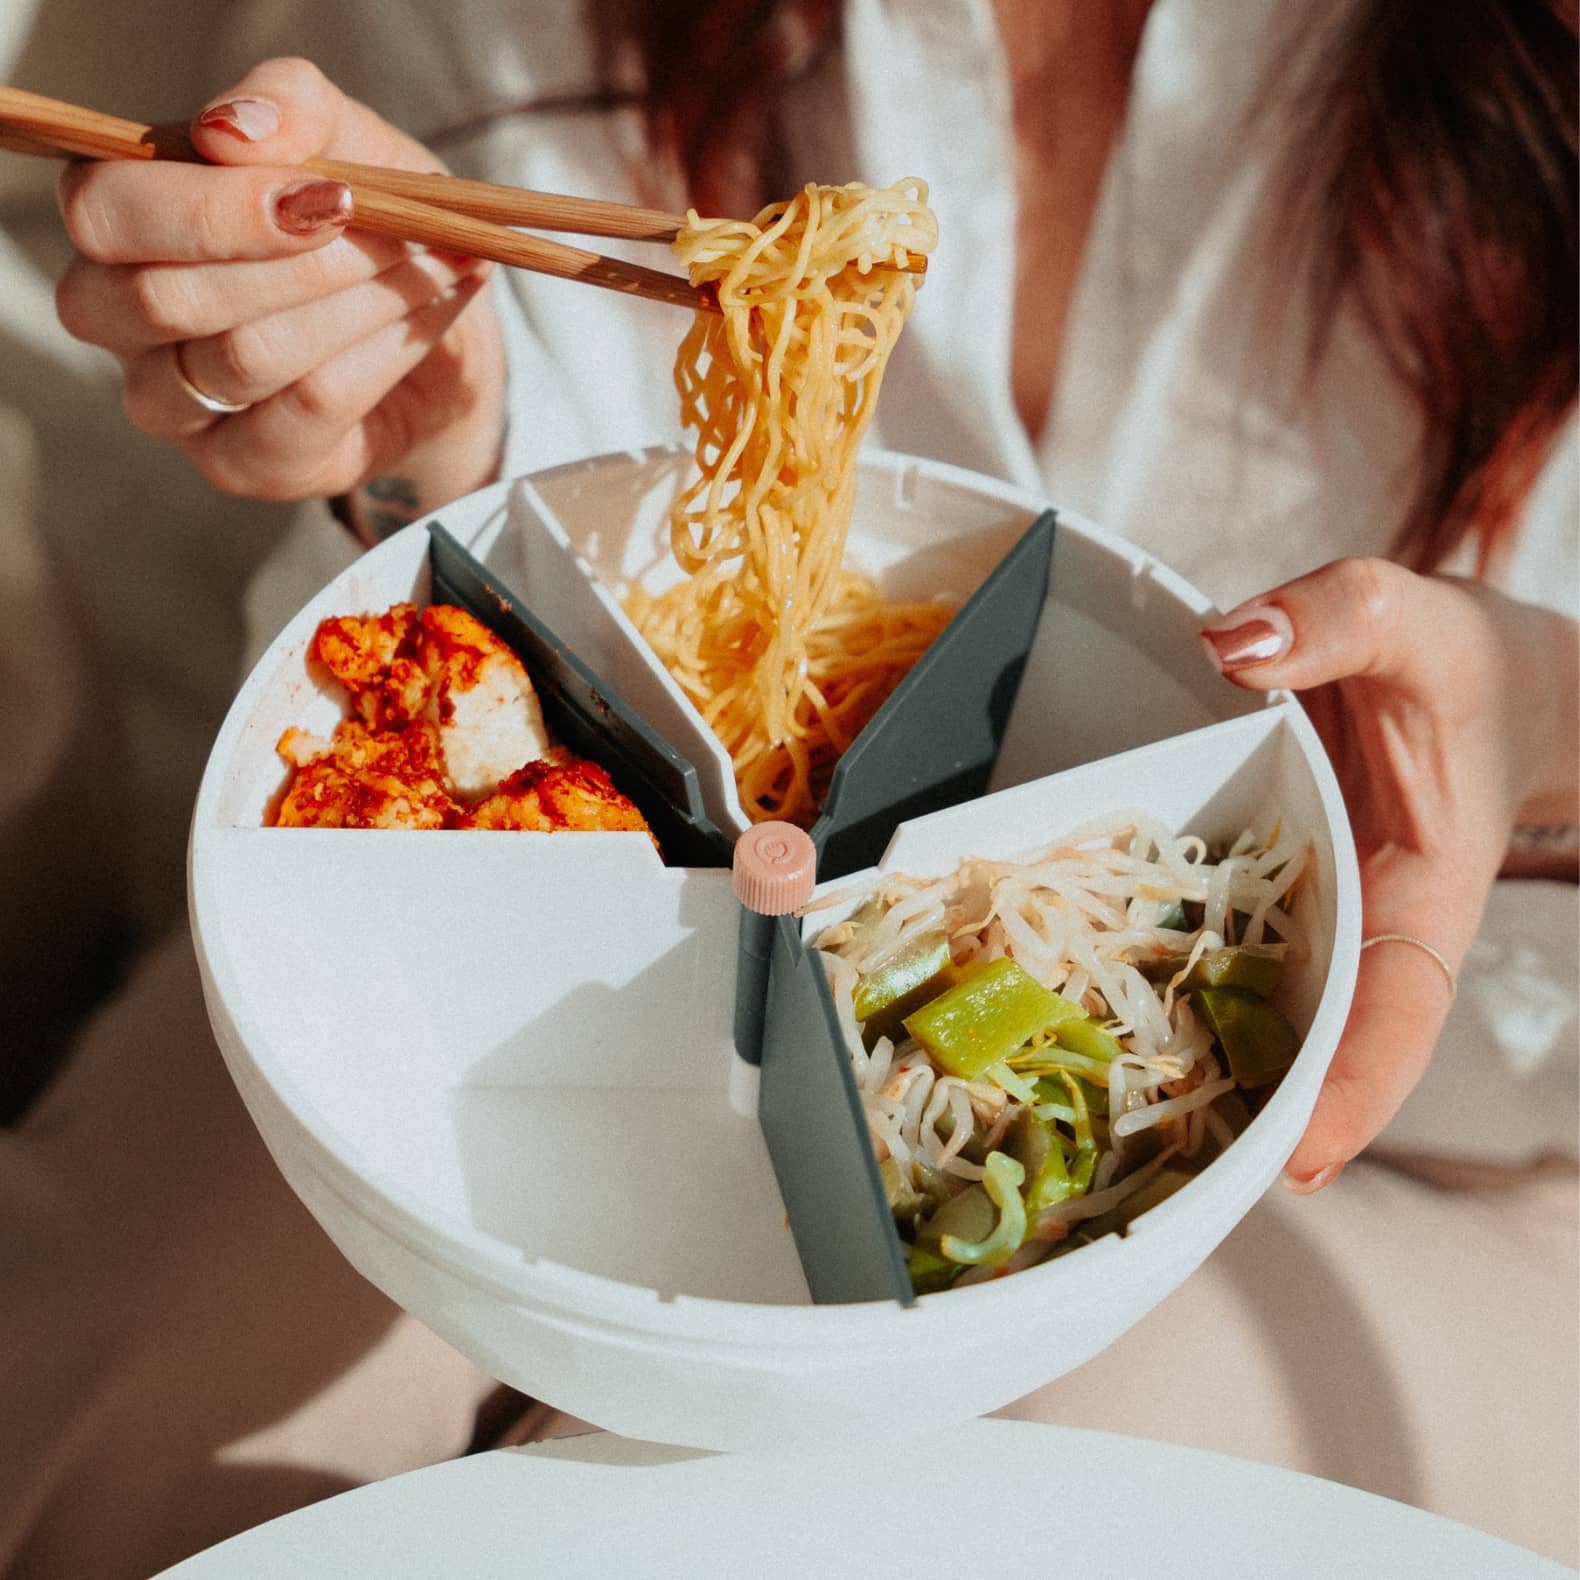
[
  {"left": 1200, "top": 557, "right": 1497, "bottom": 703},
  {"left": 58, "top": 158, "right": 351, "bottom": 264}
]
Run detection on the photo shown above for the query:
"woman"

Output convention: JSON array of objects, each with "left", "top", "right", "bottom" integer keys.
[
  {"left": 47, "top": 0, "right": 1578, "bottom": 1174},
  {"left": 2, "top": 0, "right": 1575, "bottom": 1571}
]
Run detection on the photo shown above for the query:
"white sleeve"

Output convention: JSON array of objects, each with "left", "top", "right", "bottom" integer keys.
[{"left": 1499, "top": 409, "right": 1579, "bottom": 621}]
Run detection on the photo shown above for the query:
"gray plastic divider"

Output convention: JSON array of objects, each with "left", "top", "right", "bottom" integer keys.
[
  {"left": 758, "top": 914, "right": 915, "bottom": 1306},
  {"left": 810, "top": 509, "right": 1057, "bottom": 878},
  {"left": 430, "top": 508, "right": 1062, "bottom": 1306},
  {"left": 429, "top": 523, "right": 734, "bottom": 868}
]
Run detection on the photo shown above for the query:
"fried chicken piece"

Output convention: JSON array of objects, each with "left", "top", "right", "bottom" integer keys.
[
  {"left": 273, "top": 719, "right": 456, "bottom": 828},
  {"left": 276, "top": 601, "right": 651, "bottom": 839},
  {"left": 417, "top": 605, "right": 552, "bottom": 802},
  {"left": 310, "top": 603, "right": 552, "bottom": 801},
  {"left": 459, "top": 756, "right": 653, "bottom": 837},
  {"left": 313, "top": 603, "right": 428, "bottom": 731}
]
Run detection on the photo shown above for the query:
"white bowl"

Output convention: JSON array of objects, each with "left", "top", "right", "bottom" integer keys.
[{"left": 189, "top": 447, "right": 1359, "bottom": 1450}]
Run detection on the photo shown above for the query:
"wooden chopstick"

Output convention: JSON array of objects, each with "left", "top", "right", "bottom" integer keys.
[
  {"left": 303, "top": 158, "right": 690, "bottom": 243},
  {"left": 0, "top": 84, "right": 714, "bottom": 312},
  {"left": 315, "top": 183, "right": 711, "bottom": 311},
  {"left": 302, "top": 159, "right": 922, "bottom": 276}
]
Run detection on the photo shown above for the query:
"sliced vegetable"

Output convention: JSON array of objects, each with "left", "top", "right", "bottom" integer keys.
[
  {"left": 1140, "top": 944, "right": 1285, "bottom": 997},
  {"left": 1055, "top": 1070, "right": 1099, "bottom": 1196},
  {"left": 902, "top": 958, "right": 1083, "bottom": 1080},
  {"left": 1002, "top": 1105, "right": 1072, "bottom": 1215},
  {"left": 879, "top": 1156, "right": 933, "bottom": 1223},
  {"left": 938, "top": 1151, "right": 1027, "bottom": 1267},
  {"left": 1034, "top": 1072, "right": 1109, "bottom": 1117},
  {"left": 915, "top": 1179, "right": 995, "bottom": 1247},
  {"left": 984, "top": 1059, "right": 1038, "bottom": 1103},
  {"left": 1194, "top": 986, "right": 1301, "bottom": 1086},
  {"left": 907, "top": 1242, "right": 963, "bottom": 1296},
  {"left": 1018, "top": 1076, "right": 1097, "bottom": 1210},
  {"left": 1052, "top": 1016, "right": 1126, "bottom": 1064},
  {"left": 851, "top": 925, "right": 954, "bottom": 1044},
  {"left": 1025, "top": 1127, "right": 1075, "bottom": 1213}
]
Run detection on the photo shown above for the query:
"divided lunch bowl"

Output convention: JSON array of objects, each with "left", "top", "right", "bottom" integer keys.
[{"left": 188, "top": 446, "right": 1361, "bottom": 1451}]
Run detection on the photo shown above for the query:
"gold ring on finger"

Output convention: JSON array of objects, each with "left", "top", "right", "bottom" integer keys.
[{"left": 172, "top": 343, "right": 253, "bottom": 416}]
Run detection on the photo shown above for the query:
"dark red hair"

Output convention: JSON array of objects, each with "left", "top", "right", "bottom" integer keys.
[
  {"left": 1278, "top": 0, "right": 1577, "bottom": 573},
  {"left": 586, "top": 0, "right": 836, "bottom": 215}
]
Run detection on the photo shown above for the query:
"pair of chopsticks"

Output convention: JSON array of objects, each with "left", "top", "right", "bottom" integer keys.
[{"left": 0, "top": 83, "right": 714, "bottom": 311}]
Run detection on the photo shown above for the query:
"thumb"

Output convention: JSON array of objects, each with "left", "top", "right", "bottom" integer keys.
[
  {"left": 189, "top": 56, "right": 434, "bottom": 172},
  {"left": 1196, "top": 556, "right": 1475, "bottom": 696}
]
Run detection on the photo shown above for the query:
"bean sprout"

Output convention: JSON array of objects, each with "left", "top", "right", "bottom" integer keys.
[{"left": 814, "top": 815, "right": 1311, "bottom": 1290}]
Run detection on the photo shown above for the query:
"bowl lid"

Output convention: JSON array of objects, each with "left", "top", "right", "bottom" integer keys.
[{"left": 154, "top": 1419, "right": 1561, "bottom": 1580}]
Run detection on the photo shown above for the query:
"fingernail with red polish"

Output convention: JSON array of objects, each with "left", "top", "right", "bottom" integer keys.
[
  {"left": 197, "top": 98, "right": 280, "bottom": 143},
  {"left": 1283, "top": 1161, "right": 1344, "bottom": 1196},
  {"left": 274, "top": 179, "right": 353, "bottom": 236},
  {"left": 1199, "top": 604, "right": 1294, "bottom": 674}
]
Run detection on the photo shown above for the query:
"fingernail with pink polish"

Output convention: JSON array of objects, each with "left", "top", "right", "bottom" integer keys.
[
  {"left": 1283, "top": 1161, "right": 1344, "bottom": 1196},
  {"left": 197, "top": 98, "right": 280, "bottom": 143},
  {"left": 1199, "top": 604, "right": 1294, "bottom": 674},
  {"left": 274, "top": 179, "right": 353, "bottom": 236}
]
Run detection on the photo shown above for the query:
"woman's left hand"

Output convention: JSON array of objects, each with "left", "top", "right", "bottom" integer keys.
[{"left": 1198, "top": 557, "right": 1579, "bottom": 1191}]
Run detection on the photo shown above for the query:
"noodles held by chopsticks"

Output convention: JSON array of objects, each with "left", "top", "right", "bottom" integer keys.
[{"left": 632, "top": 179, "right": 948, "bottom": 825}]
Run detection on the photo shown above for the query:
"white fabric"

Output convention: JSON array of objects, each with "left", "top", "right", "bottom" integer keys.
[{"left": 0, "top": 0, "right": 1575, "bottom": 1573}]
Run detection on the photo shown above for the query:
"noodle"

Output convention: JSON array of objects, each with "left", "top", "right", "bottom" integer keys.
[{"left": 630, "top": 179, "right": 948, "bottom": 826}]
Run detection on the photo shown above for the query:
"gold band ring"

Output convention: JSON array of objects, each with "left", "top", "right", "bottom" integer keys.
[
  {"left": 172, "top": 345, "right": 252, "bottom": 415},
  {"left": 1360, "top": 933, "right": 1458, "bottom": 1003}
]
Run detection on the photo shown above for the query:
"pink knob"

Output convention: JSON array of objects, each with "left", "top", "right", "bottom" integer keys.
[{"left": 732, "top": 821, "right": 818, "bottom": 914}]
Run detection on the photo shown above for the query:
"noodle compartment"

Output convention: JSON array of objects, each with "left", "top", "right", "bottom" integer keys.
[{"left": 634, "top": 180, "right": 948, "bottom": 829}]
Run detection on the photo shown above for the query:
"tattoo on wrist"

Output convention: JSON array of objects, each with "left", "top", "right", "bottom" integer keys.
[
  {"left": 359, "top": 476, "right": 422, "bottom": 543},
  {"left": 1509, "top": 823, "right": 1580, "bottom": 853}
]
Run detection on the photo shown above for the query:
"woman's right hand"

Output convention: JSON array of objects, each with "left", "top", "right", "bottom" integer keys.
[{"left": 53, "top": 57, "right": 506, "bottom": 523}]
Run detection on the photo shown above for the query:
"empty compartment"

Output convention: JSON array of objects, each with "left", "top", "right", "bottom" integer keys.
[{"left": 201, "top": 826, "right": 806, "bottom": 1304}]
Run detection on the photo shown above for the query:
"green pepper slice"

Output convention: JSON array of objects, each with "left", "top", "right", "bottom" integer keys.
[
  {"left": 1052, "top": 1016, "right": 1126, "bottom": 1063},
  {"left": 851, "top": 925, "right": 955, "bottom": 1045},
  {"left": 1001, "top": 1107, "right": 1074, "bottom": 1214},
  {"left": 1034, "top": 1072, "right": 1109, "bottom": 1116},
  {"left": 1194, "top": 986, "right": 1301, "bottom": 1086},
  {"left": 1140, "top": 945, "right": 1284, "bottom": 997},
  {"left": 907, "top": 1242, "right": 963, "bottom": 1296},
  {"left": 1026, "top": 1128, "right": 1075, "bottom": 1213},
  {"left": 902, "top": 958, "right": 1083, "bottom": 1080}
]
